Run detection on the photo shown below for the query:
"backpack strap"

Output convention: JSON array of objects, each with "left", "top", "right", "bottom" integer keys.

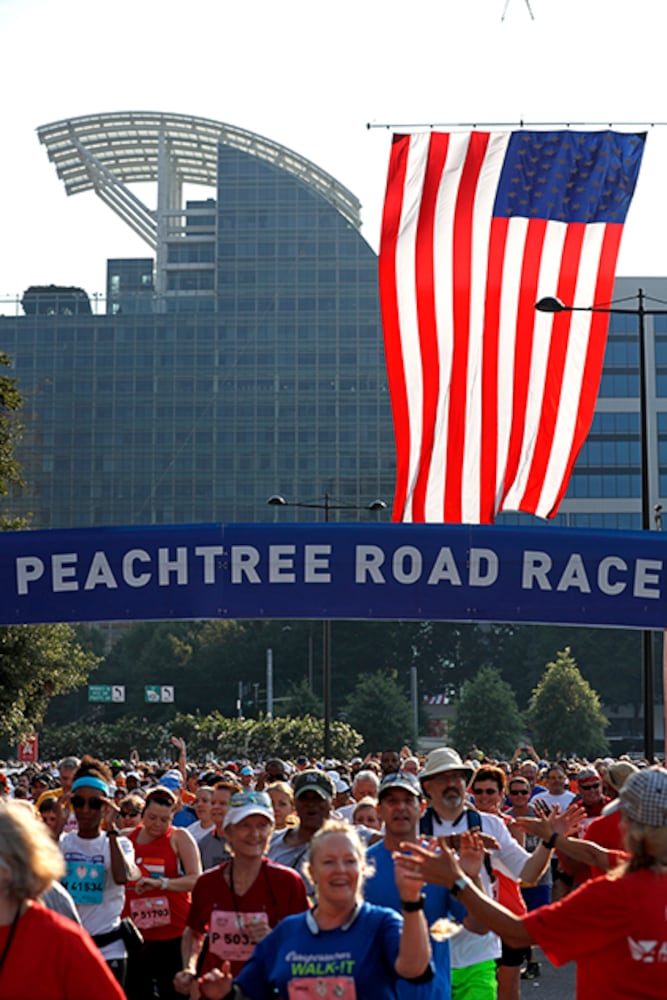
[{"left": 465, "top": 808, "right": 495, "bottom": 882}]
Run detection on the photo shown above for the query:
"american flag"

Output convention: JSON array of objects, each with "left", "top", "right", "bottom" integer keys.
[{"left": 379, "top": 130, "right": 645, "bottom": 523}]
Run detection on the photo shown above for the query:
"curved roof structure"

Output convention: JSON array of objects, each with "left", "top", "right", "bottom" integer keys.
[{"left": 37, "top": 111, "right": 362, "bottom": 231}]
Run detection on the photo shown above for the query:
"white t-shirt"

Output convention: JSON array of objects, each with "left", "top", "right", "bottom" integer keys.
[
  {"left": 531, "top": 790, "right": 576, "bottom": 812},
  {"left": 59, "top": 830, "right": 135, "bottom": 960},
  {"left": 431, "top": 809, "right": 531, "bottom": 969},
  {"left": 186, "top": 819, "right": 215, "bottom": 843}
]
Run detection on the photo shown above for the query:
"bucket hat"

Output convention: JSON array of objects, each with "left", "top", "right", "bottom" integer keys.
[
  {"left": 620, "top": 766, "right": 667, "bottom": 827},
  {"left": 419, "top": 747, "right": 473, "bottom": 785}
]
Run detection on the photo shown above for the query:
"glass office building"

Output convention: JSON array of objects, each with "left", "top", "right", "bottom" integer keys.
[
  {"left": 548, "top": 276, "right": 666, "bottom": 532},
  {"left": 0, "top": 113, "right": 664, "bottom": 533},
  {"left": 0, "top": 113, "right": 392, "bottom": 528}
]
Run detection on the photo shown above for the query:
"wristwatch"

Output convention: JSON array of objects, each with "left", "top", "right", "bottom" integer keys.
[
  {"left": 400, "top": 894, "right": 426, "bottom": 911},
  {"left": 450, "top": 876, "right": 471, "bottom": 897}
]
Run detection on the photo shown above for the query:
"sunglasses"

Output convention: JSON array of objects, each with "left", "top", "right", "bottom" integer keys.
[
  {"left": 229, "top": 790, "right": 273, "bottom": 809},
  {"left": 579, "top": 782, "right": 601, "bottom": 790},
  {"left": 120, "top": 809, "right": 141, "bottom": 818},
  {"left": 472, "top": 787, "right": 500, "bottom": 796},
  {"left": 72, "top": 795, "right": 105, "bottom": 810},
  {"left": 509, "top": 788, "right": 530, "bottom": 795}
]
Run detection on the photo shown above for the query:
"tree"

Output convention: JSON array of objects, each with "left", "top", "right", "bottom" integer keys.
[
  {"left": 451, "top": 666, "right": 523, "bottom": 758},
  {"left": 343, "top": 670, "right": 414, "bottom": 753},
  {"left": 282, "top": 678, "right": 323, "bottom": 718},
  {"left": 0, "top": 352, "right": 25, "bottom": 517},
  {"left": 0, "top": 623, "right": 100, "bottom": 742},
  {"left": 0, "top": 354, "right": 101, "bottom": 741},
  {"left": 526, "top": 647, "right": 609, "bottom": 758}
]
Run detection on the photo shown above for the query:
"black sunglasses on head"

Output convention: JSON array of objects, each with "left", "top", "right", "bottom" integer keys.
[{"left": 72, "top": 795, "right": 105, "bottom": 810}]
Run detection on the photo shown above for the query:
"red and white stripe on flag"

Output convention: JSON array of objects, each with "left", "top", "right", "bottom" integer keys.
[{"left": 379, "top": 130, "right": 645, "bottom": 523}]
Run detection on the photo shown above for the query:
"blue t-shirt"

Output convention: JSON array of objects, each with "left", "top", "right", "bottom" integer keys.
[
  {"left": 235, "top": 902, "right": 414, "bottom": 999},
  {"left": 366, "top": 840, "right": 465, "bottom": 1000},
  {"left": 172, "top": 806, "right": 196, "bottom": 828}
]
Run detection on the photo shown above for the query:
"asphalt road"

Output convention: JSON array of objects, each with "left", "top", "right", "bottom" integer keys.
[{"left": 520, "top": 948, "right": 576, "bottom": 999}]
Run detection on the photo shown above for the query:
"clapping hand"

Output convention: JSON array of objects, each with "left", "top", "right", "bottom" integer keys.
[{"left": 198, "top": 962, "right": 234, "bottom": 999}]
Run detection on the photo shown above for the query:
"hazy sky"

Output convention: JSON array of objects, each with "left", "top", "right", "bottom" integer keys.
[{"left": 3, "top": 0, "right": 667, "bottom": 300}]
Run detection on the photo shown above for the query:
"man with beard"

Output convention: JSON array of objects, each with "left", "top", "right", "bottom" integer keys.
[
  {"left": 366, "top": 771, "right": 480, "bottom": 1000},
  {"left": 381, "top": 749, "right": 402, "bottom": 776},
  {"left": 419, "top": 748, "right": 556, "bottom": 1000}
]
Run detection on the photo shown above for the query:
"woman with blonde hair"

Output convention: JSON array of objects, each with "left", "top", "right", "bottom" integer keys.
[
  {"left": 265, "top": 780, "right": 297, "bottom": 830},
  {"left": 194, "top": 818, "right": 433, "bottom": 999},
  {"left": 0, "top": 801, "right": 125, "bottom": 999}
]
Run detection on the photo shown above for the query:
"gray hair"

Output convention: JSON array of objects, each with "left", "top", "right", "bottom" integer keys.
[{"left": 352, "top": 770, "right": 380, "bottom": 795}]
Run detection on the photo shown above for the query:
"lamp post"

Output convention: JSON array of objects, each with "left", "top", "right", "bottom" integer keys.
[
  {"left": 267, "top": 493, "right": 387, "bottom": 757},
  {"left": 536, "top": 289, "right": 660, "bottom": 761}
]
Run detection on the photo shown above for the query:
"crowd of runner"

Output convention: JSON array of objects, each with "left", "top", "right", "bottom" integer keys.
[{"left": 0, "top": 742, "right": 665, "bottom": 999}]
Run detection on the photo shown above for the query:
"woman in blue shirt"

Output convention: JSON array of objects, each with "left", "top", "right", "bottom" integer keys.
[{"left": 193, "top": 819, "right": 432, "bottom": 1000}]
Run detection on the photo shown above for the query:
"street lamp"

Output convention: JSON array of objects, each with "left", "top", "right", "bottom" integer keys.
[
  {"left": 267, "top": 493, "right": 387, "bottom": 756},
  {"left": 536, "top": 289, "right": 661, "bottom": 761}
]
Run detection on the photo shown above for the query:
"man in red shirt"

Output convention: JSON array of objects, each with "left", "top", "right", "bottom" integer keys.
[{"left": 555, "top": 766, "right": 610, "bottom": 892}]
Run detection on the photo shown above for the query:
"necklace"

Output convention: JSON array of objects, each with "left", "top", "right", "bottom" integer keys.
[{"left": 0, "top": 905, "right": 22, "bottom": 978}]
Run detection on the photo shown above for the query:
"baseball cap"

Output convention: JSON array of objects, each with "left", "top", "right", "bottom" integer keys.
[
  {"left": 160, "top": 770, "right": 183, "bottom": 791},
  {"left": 379, "top": 771, "right": 422, "bottom": 800},
  {"left": 293, "top": 769, "right": 336, "bottom": 800},
  {"left": 620, "top": 766, "right": 667, "bottom": 827},
  {"left": 240, "top": 765, "right": 254, "bottom": 776},
  {"left": 223, "top": 789, "right": 275, "bottom": 829}
]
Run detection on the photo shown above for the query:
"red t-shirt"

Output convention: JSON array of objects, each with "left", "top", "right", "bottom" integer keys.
[
  {"left": 188, "top": 857, "right": 309, "bottom": 977},
  {"left": 123, "top": 826, "right": 191, "bottom": 940},
  {"left": 0, "top": 902, "right": 125, "bottom": 1000},
  {"left": 524, "top": 868, "right": 667, "bottom": 999}
]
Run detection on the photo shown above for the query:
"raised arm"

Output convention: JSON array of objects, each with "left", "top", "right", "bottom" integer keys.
[
  {"left": 395, "top": 839, "right": 533, "bottom": 950},
  {"left": 393, "top": 852, "right": 432, "bottom": 980}
]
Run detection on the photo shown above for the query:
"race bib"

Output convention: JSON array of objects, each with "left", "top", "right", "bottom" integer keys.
[
  {"left": 63, "top": 859, "right": 105, "bottom": 904},
  {"left": 208, "top": 910, "right": 267, "bottom": 962},
  {"left": 130, "top": 895, "right": 171, "bottom": 929},
  {"left": 288, "top": 977, "right": 357, "bottom": 999}
]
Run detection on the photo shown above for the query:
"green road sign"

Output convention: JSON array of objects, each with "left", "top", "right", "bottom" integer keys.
[{"left": 89, "top": 685, "right": 112, "bottom": 702}]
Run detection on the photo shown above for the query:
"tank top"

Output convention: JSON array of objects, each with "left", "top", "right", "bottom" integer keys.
[{"left": 123, "top": 826, "right": 191, "bottom": 940}]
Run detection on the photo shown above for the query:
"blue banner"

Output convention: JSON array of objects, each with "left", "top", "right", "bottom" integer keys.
[{"left": 0, "top": 521, "right": 665, "bottom": 629}]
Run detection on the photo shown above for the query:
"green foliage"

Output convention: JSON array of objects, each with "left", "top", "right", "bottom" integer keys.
[
  {"left": 282, "top": 678, "right": 323, "bottom": 718},
  {"left": 451, "top": 666, "right": 523, "bottom": 758},
  {"left": 0, "top": 623, "right": 101, "bottom": 742},
  {"left": 526, "top": 647, "right": 609, "bottom": 757},
  {"left": 40, "top": 717, "right": 173, "bottom": 761},
  {"left": 343, "top": 670, "right": 414, "bottom": 753},
  {"left": 40, "top": 712, "right": 362, "bottom": 762},
  {"left": 0, "top": 353, "right": 103, "bottom": 742},
  {"left": 0, "top": 352, "right": 25, "bottom": 498}
]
